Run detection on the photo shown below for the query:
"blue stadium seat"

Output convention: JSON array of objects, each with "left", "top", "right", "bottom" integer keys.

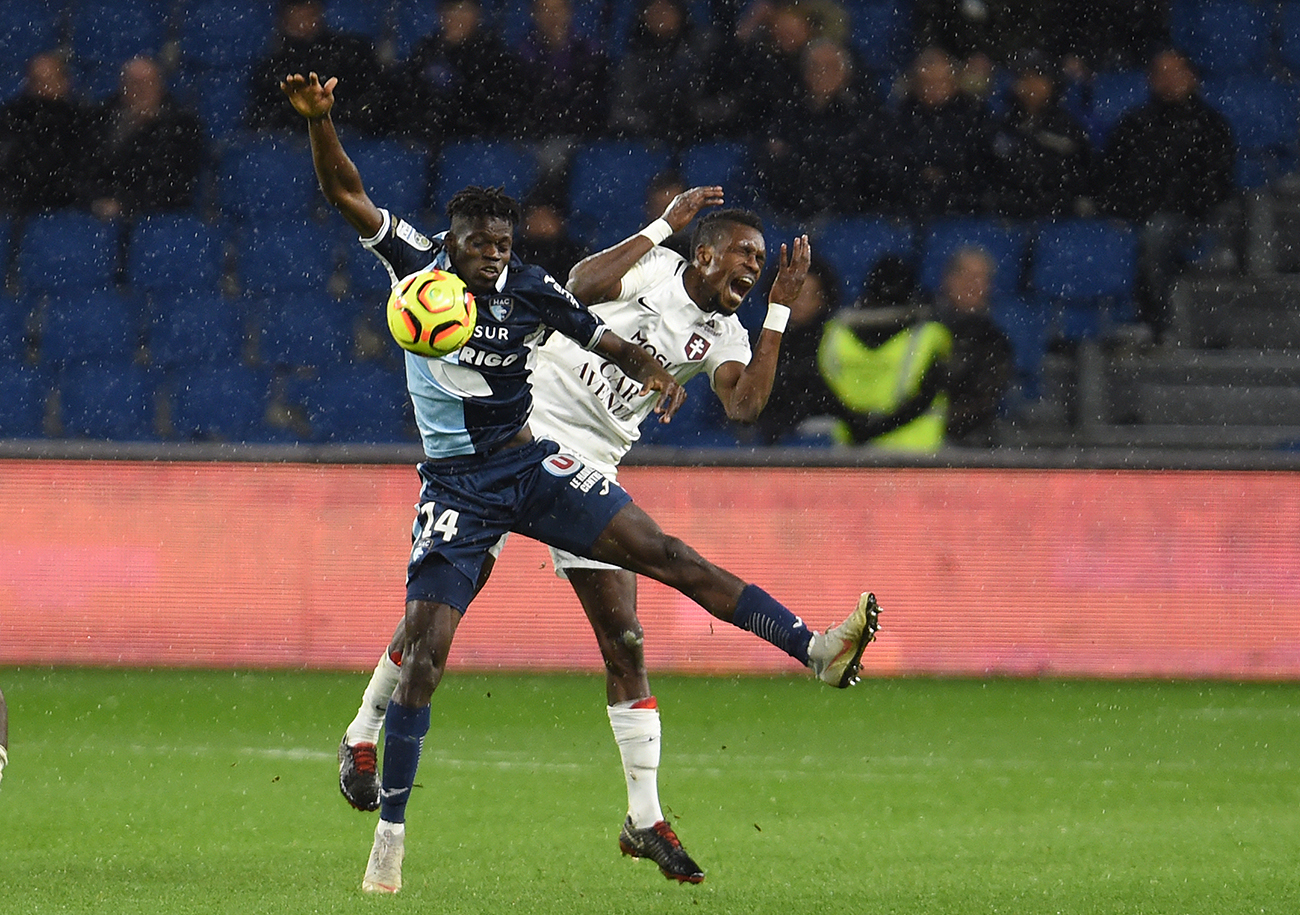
[
  {"left": 169, "top": 362, "right": 273, "bottom": 441},
  {"left": 846, "top": 0, "right": 911, "bottom": 75},
  {"left": 218, "top": 137, "right": 320, "bottom": 220},
  {"left": 251, "top": 290, "right": 355, "bottom": 367},
  {"left": 237, "top": 219, "right": 339, "bottom": 296},
  {"left": 1178, "top": 0, "right": 1273, "bottom": 77},
  {"left": 327, "top": 0, "right": 390, "bottom": 40},
  {"left": 1204, "top": 77, "right": 1300, "bottom": 188},
  {"left": 432, "top": 140, "right": 540, "bottom": 214},
  {"left": 40, "top": 287, "right": 142, "bottom": 366},
  {"left": 389, "top": 0, "right": 444, "bottom": 62},
  {"left": 59, "top": 361, "right": 160, "bottom": 440},
  {"left": 919, "top": 217, "right": 1030, "bottom": 301},
  {"left": 810, "top": 216, "right": 916, "bottom": 307},
  {"left": 568, "top": 141, "right": 674, "bottom": 249},
  {"left": 69, "top": 0, "right": 172, "bottom": 99},
  {"left": 0, "top": 362, "right": 50, "bottom": 438},
  {"left": 678, "top": 141, "right": 757, "bottom": 206},
  {"left": 1279, "top": 2, "right": 1300, "bottom": 74},
  {"left": 1078, "top": 70, "right": 1148, "bottom": 146},
  {"left": 148, "top": 294, "right": 246, "bottom": 366},
  {"left": 299, "top": 361, "right": 414, "bottom": 442},
  {"left": 988, "top": 295, "right": 1050, "bottom": 400},
  {"left": 0, "top": 291, "right": 33, "bottom": 359},
  {"left": 348, "top": 138, "right": 430, "bottom": 218},
  {"left": 177, "top": 0, "right": 275, "bottom": 71},
  {"left": 15, "top": 212, "right": 120, "bottom": 294},
  {"left": 174, "top": 0, "right": 273, "bottom": 139},
  {"left": 174, "top": 65, "right": 251, "bottom": 141},
  {"left": 1029, "top": 219, "right": 1137, "bottom": 339},
  {"left": 635, "top": 374, "right": 739, "bottom": 448},
  {"left": 126, "top": 214, "right": 227, "bottom": 296},
  {"left": 0, "top": 213, "right": 10, "bottom": 279},
  {"left": 341, "top": 242, "right": 394, "bottom": 300}
]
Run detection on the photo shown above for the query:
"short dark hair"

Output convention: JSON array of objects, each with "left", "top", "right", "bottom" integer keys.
[
  {"left": 691, "top": 208, "right": 764, "bottom": 253},
  {"left": 446, "top": 185, "right": 522, "bottom": 228}
]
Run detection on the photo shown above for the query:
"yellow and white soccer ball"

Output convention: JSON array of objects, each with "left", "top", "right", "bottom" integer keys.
[{"left": 386, "top": 268, "right": 477, "bottom": 358}]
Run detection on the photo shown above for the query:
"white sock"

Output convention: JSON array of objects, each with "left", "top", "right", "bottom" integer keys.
[
  {"left": 346, "top": 652, "right": 401, "bottom": 745},
  {"left": 377, "top": 818, "right": 404, "bottom": 836},
  {"left": 607, "top": 700, "right": 663, "bottom": 828},
  {"left": 0, "top": 744, "right": 7, "bottom": 787}
]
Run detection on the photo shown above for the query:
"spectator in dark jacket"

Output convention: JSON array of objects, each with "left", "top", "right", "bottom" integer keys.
[
  {"left": 991, "top": 50, "right": 1095, "bottom": 218},
  {"left": 754, "top": 37, "right": 889, "bottom": 218},
  {"left": 607, "top": 0, "right": 727, "bottom": 149},
  {"left": 886, "top": 45, "right": 996, "bottom": 216},
  {"left": 403, "top": 0, "right": 521, "bottom": 140},
  {"left": 754, "top": 252, "right": 841, "bottom": 444},
  {"left": 933, "top": 246, "right": 1013, "bottom": 445},
  {"left": 515, "top": 0, "right": 610, "bottom": 141},
  {"left": 1100, "top": 48, "right": 1237, "bottom": 337},
  {"left": 0, "top": 51, "right": 98, "bottom": 213},
  {"left": 728, "top": 0, "right": 818, "bottom": 136},
  {"left": 90, "top": 56, "right": 208, "bottom": 219},
  {"left": 1101, "top": 49, "right": 1236, "bottom": 224},
  {"left": 246, "top": 0, "right": 388, "bottom": 135}
]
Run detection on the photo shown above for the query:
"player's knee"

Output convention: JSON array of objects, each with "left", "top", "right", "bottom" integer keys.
[{"left": 655, "top": 534, "right": 709, "bottom": 583}]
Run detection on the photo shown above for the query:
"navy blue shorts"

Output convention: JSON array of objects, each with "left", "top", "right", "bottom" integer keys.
[{"left": 406, "top": 437, "right": 632, "bottom": 612}]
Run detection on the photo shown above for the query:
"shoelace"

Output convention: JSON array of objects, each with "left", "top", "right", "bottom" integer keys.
[
  {"left": 652, "top": 821, "right": 683, "bottom": 849},
  {"left": 352, "top": 744, "right": 378, "bottom": 774}
]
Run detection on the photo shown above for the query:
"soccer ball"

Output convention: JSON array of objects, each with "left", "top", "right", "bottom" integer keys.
[{"left": 386, "top": 269, "right": 477, "bottom": 358}]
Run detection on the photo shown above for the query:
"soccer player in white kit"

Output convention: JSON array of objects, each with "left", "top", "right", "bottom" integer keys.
[{"left": 339, "top": 187, "right": 881, "bottom": 883}]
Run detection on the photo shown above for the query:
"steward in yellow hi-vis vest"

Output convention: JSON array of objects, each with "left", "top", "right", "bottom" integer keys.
[{"left": 817, "top": 304, "right": 953, "bottom": 451}]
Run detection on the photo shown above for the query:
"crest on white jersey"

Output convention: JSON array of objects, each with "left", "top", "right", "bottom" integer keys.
[{"left": 684, "top": 333, "right": 712, "bottom": 361}]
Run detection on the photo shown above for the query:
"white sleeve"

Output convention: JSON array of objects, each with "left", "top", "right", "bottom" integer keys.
[
  {"left": 617, "top": 247, "right": 684, "bottom": 300},
  {"left": 705, "top": 321, "right": 754, "bottom": 392}
]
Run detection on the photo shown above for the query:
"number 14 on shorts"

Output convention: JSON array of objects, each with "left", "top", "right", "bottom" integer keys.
[{"left": 411, "top": 502, "right": 461, "bottom": 562}]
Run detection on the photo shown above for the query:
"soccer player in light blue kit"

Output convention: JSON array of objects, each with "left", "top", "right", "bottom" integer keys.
[{"left": 282, "top": 71, "right": 877, "bottom": 894}]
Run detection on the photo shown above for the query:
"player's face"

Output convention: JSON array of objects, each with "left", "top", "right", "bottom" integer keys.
[
  {"left": 446, "top": 215, "right": 513, "bottom": 296},
  {"left": 696, "top": 225, "right": 765, "bottom": 314}
]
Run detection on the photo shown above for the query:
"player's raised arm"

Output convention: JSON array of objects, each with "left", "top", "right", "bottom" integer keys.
[
  {"left": 280, "top": 72, "right": 383, "bottom": 237},
  {"left": 593, "top": 331, "right": 687, "bottom": 422},
  {"left": 712, "top": 234, "right": 811, "bottom": 423},
  {"left": 568, "top": 185, "right": 724, "bottom": 305}
]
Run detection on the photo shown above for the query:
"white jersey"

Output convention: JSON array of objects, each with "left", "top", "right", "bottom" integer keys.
[{"left": 528, "top": 246, "right": 753, "bottom": 475}]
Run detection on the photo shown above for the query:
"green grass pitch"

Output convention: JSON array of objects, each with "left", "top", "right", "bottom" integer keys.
[{"left": 1, "top": 668, "right": 1297, "bottom": 914}]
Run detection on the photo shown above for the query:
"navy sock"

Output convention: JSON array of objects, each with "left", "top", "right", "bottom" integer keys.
[
  {"left": 379, "top": 700, "right": 431, "bottom": 824},
  {"left": 731, "top": 584, "right": 813, "bottom": 665}
]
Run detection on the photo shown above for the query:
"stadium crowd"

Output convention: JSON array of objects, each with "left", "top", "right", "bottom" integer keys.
[{"left": 0, "top": 0, "right": 1283, "bottom": 448}]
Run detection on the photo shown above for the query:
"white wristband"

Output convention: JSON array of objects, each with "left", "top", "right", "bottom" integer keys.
[
  {"left": 637, "top": 218, "right": 673, "bottom": 246},
  {"left": 763, "top": 303, "right": 791, "bottom": 333}
]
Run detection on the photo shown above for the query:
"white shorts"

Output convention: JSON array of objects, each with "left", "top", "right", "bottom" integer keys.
[
  {"left": 548, "top": 544, "right": 621, "bottom": 579},
  {"left": 492, "top": 530, "right": 620, "bottom": 579}
]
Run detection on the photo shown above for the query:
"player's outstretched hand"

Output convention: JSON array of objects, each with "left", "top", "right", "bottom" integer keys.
[
  {"left": 642, "top": 369, "right": 687, "bottom": 423},
  {"left": 662, "top": 186, "right": 725, "bottom": 233},
  {"left": 768, "top": 234, "right": 811, "bottom": 308},
  {"left": 280, "top": 71, "right": 338, "bottom": 120}
]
